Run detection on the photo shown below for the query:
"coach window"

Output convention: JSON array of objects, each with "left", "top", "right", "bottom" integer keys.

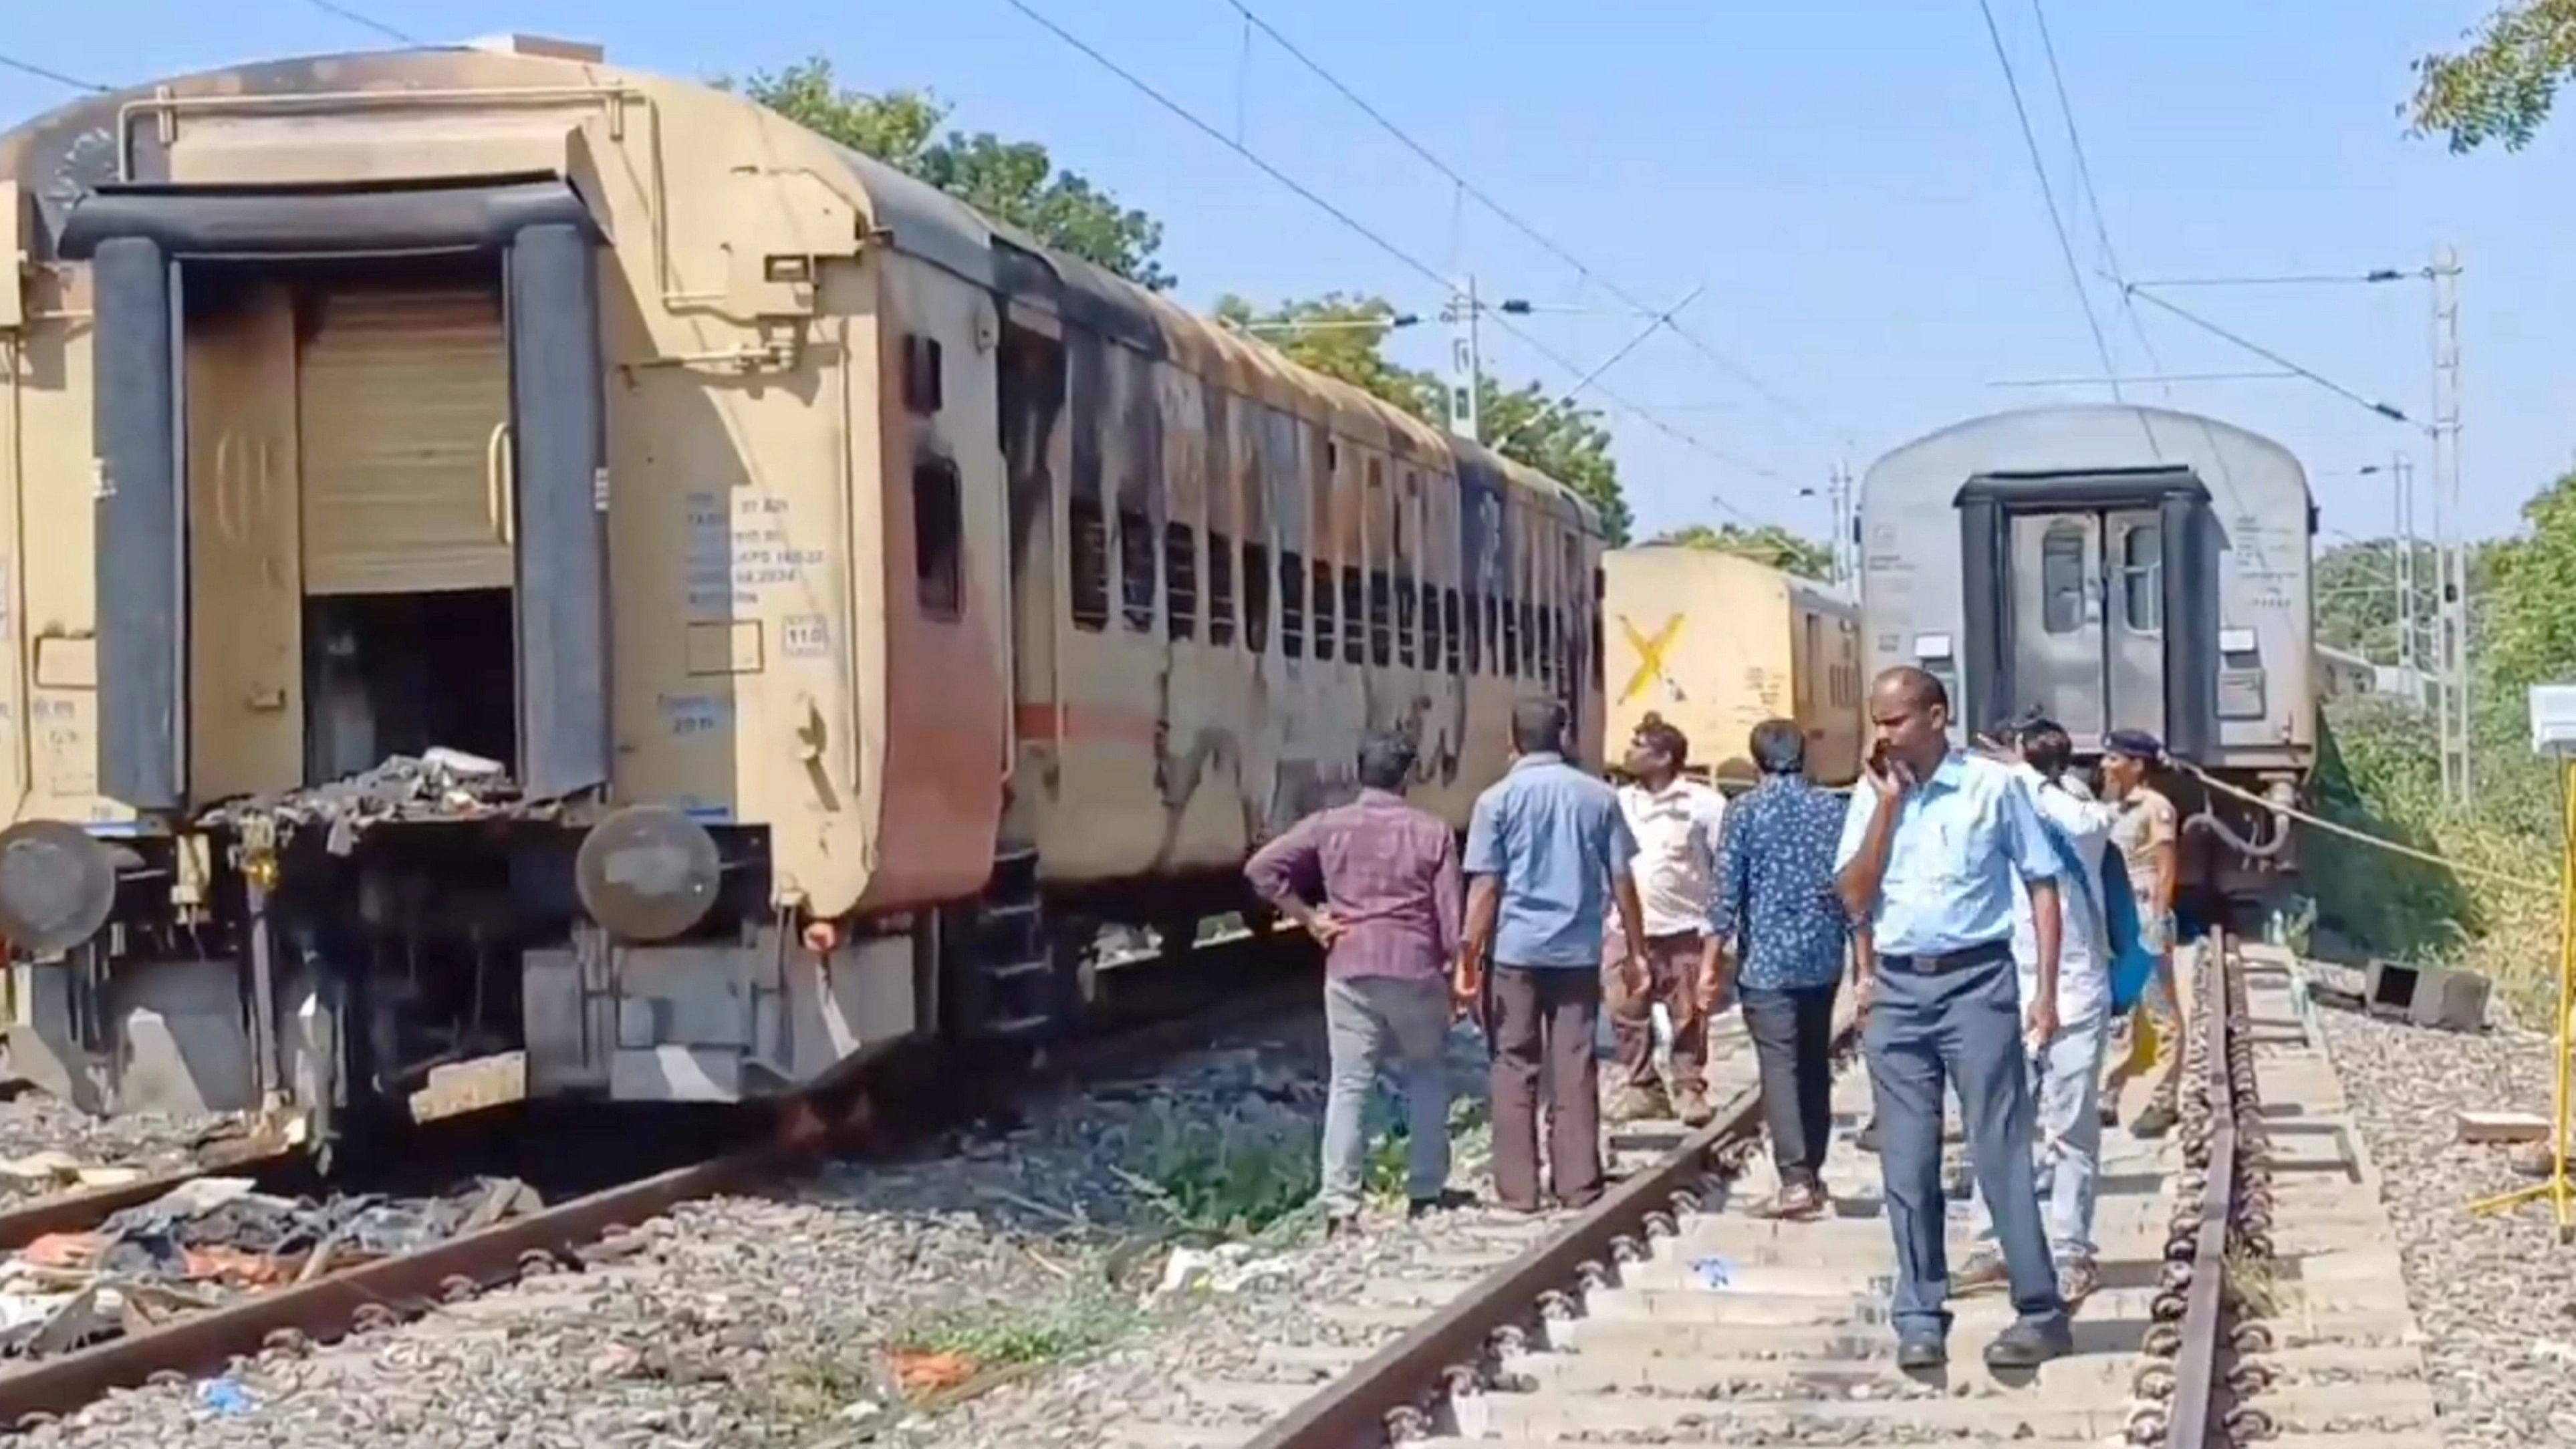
[
  {"left": 1421, "top": 582, "right": 1442, "bottom": 674},
  {"left": 1242, "top": 541, "right": 1270, "bottom": 653},
  {"left": 1069, "top": 497, "right": 1110, "bottom": 632},
  {"left": 914, "top": 457, "right": 964, "bottom": 620},
  {"left": 1164, "top": 523, "right": 1198, "bottom": 640},
  {"left": 1279, "top": 549, "right": 1306, "bottom": 658},
  {"left": 1309, "top": 557, "right": 1334, "bottom": 661},
  {"left": 2041, "top": 519, "right": 2087, "bottom": 635},
  {"left": 1119, "top": 507, "right": 1156, "bottom": 633},
  {"left": 1539, "top": 608, "right": 1557, "bottom": 690},
  {"left": 1463, "top": 590, "right": 1481, "bottom": 674},
  {"left": 1501, "top": 595, "right": 1520, "bottom": 677},
  {"left": 2122, "top": 523, "right": 2164, "bottom": 633},
  {"left": 1442, "top": 589, "right": 1462, "bottom": 675},
  {"left": 1341, "top": 565, "right": 1366, "bottom": 665},
  {"left": 1207, "top": 531, "right": 1237, "bottom": 646}
]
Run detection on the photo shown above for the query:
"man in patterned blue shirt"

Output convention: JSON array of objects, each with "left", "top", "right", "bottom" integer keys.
[{"left": 1704, "top": 718, "right": 1857, "bottom": 1221}]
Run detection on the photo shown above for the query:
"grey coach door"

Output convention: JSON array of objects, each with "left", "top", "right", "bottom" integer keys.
[
  {"left": 506, "top": 223, "right": 612, "bottom": 801},
  {"left": 2009, "top": 513, "right": 2105, "bottom": 739},
  {"left": 2104, "top": 509, "right": 2168, "bottom": 739}
]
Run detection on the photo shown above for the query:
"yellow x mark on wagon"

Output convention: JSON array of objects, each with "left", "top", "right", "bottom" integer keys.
[{"left": 1617, "top": 612, "right": 1684, "bottom": 705}]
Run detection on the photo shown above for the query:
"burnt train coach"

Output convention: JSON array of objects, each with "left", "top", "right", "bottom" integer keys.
[
  {"left": 1857, "top": 404, "right": 2316, "bottom": 910},
  {"left": 0, "top": 37, "right": 1603, "bottom": 1138}
]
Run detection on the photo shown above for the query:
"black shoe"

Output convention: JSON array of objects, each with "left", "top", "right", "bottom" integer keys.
[
  {"left": 1854, "top": 1117, "right": 1884, "bottom": 1155},
  {"left": 1895, "top": 1333, "right": 1946, "bottom": 1370},
  {"left": 1324, "top": 1212, "right": 1359, "bottom": 1240},
  {"left": 1982, "top": 1317, "right": 2074, "bottom": 1369},
  {"left": 1408, "top": 1190, "right": 1473, "bottom": 1219}
]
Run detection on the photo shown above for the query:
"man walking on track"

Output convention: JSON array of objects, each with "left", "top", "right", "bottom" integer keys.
[
  {"left": 1245, "top": 731, "right": 1464, "bottom": 1238},
  {"left": 1605, "top": 715, "right": 1729, "bottom": 1128},
  {"left": 1456, "top": 698, "right": 1651, "bottom": 1213},
  {"left": 1954, "top": 717, "right": 2121, "bottom": 1305},
  {"left": 1835, "top": 666, "right": 2072, "bottom": 1370},
  {"left": 1704, "top": 718, "right": 1855, "bottom": 1221},
  {"left": 2099, "top": 729, "right": 2185, "bottom": 1138}
]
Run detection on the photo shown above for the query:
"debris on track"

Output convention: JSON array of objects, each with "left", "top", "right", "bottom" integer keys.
[{"left": 0, "top": 1173, "right": 537, "bottom": 1361}]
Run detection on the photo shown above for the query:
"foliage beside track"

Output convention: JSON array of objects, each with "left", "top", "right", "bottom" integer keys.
[{"left": 2303, "top": 474, "right": 2576, "bottom": 1024}]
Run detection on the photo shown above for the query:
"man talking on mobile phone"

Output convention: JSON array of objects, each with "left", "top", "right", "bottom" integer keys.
[{"left": 1835, "top": 667, "right": 2071, "bottom": 1372}]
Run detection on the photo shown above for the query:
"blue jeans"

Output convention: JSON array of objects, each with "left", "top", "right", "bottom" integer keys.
[
  {"left": 1865, "top": 949, "right": 2068, "bottom": 1339},
  {"left": 1972, "top": 1005, "right": 2109, "bottom": 1265}
]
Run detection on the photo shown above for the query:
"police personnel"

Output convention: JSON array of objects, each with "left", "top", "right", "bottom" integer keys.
[{"left": 1835, "top": 666, "right": 2072, "bottom": 1371}]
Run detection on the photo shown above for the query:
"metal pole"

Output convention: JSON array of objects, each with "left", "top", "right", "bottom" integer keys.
[
  {"left": 1446, "top": 275, "right": 1481, "bottom": 444},
  {"left": 2432, "top": 247, "right": 2468, "bottom": 803},
  {"left": 2394, "top": 453, "right": 2418, "bottom": 680}
]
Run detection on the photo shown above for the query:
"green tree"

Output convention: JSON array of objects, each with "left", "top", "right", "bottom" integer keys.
[
  {"left": 2408, "top": 1, "right": 2576, "bottom": 152},
  {"left": 1215, "top": 295, "right": 1633, "bottom": 544},
  {"left": 1212, "top": 295, "right": 1440, "bottom": 416},
  {"left": 1481, "top": 378, "right": 1630, "bottom": 547},
  {"left": 733, "top": 57, "right": 1173, "bottom": 289},
  {"left": 1643, "top": 521, "right": 1835, "bottom": 579}
]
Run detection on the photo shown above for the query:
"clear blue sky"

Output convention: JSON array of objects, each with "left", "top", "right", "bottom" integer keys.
[{"left": 3, "top": 0, "right": 2560, "bottom": 548}]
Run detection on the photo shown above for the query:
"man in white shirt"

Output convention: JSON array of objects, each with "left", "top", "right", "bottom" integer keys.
[
  {"left": 1605, "top": 715, "right": 1730, "bottom": 1126},
  {"left": 1952, "top": 718, "right": 2120, "bottom": 1306}
]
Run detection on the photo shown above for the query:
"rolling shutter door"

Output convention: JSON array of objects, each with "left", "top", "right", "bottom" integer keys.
[{"left": 297, "top": 283, "right": 514, "bottom": 596}]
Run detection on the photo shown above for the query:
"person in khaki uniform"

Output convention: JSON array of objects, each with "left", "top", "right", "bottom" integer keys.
[
  {"left": 2097, "top": 729, "right": 2184, "bottom": 1138},
  {"left": 1603, "top": 716, "right": 1728, "bottom": 1127}
]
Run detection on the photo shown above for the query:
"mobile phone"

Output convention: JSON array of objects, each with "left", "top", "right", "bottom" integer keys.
[{"left": 1868, "top": 740, "right": 1892, "bottom": 776}]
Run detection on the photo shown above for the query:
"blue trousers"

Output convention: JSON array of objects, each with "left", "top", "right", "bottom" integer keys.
[{"left": 1865, "top": 948, "right": 2068, "bottom": 1338}]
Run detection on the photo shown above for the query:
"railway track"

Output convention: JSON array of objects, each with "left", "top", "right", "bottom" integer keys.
[
  {"left": 0, "top": 930, "right": 1322, "bottom": 1431},
  {"left": 1136, "top": 931, "right": 2445, "bottom": 1449}
]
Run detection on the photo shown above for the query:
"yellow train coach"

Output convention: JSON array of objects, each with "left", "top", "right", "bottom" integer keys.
[{"left": 1601, "top": 545, "right": 1861, "bottom": 789}]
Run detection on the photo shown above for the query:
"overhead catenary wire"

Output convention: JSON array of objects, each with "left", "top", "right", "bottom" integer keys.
[
  {"left": 300, "top": 0, "right": 419, "bottom": 45},
  {"left": 2025, "top": 0, "right": 2174, "bottom": 441},
  {"left": 1974, "top": 0, "right": 2128, "bottom": 406},
  {"left": 0, "top": 52, "right": 109, "bottom": 93},
  {"left": 994, "top": 0, "right": 1789, "bottom": 513},
  {"left": 1213, "top": 0, "right": 1857, "bottom": 451},
  {"left": 2115, "top": 280, "right": 2418, "bottom": 428}
]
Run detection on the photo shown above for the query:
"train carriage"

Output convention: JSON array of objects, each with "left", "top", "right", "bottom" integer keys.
[
  {"left": 1857, "top": 404, "right": 2317, "bottom": 912},
  {"left": 0, "top": 37, "right": 1603, "bottom": 1140},
  {"left": 1600, "top": 545, "right": 1861, "bottom": 789}
]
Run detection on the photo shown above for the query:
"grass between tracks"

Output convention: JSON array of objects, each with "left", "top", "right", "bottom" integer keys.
[{"left": 757, "top": 1081, "right": 1489, "bottom": 1433}]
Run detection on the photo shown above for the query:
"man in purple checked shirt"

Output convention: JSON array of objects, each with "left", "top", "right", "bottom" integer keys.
[{"left": 1246, "top": 731, "right": 1466, "bottom": 1238}]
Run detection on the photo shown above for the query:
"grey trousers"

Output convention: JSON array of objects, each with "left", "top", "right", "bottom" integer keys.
[
  {"left": 1321, "top": 975, "right": 1454, "bottom": 1216},
  {"left": 1865, "top": 948, "right": 2067, "bottom": 1338}
]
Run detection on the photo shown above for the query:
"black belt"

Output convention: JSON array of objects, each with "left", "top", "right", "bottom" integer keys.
[{"left": 1876, "top": 939, "right": 2012, "bottom": 974}]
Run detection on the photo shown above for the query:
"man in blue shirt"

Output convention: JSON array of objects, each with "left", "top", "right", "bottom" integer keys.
[
  {"left": 1704, "top": 718, "right": 1856, "bottom": 1222},
  {"left": 1836, "top": 667, "right": 2071, "bottom": 1371},
  {"left": 1458, "top": 698, "right": 1648, "bottom": 1212}
]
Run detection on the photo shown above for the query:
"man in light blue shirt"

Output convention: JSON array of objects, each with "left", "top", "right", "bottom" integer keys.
[
  {"left": 1458, "top": 698, "right": 1649, "bottom": 1212},
  {"left": 1836, "top": 667, "right": 2071, "bottom": 1371}
]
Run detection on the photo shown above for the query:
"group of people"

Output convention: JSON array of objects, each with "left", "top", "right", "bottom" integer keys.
[{"left": 1242, "top": 668, "right": 2188, "bottom": 1373}]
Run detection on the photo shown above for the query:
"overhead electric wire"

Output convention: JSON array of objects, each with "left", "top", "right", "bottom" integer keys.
[
  {"left": 2115, "top": 280, "right": 2416, "bottom": 426},
  {"left": 301, "top": 0, "right": 419, "bottom": 45},
  {"left": 1974, "top": 0, "right": 2127, "bottom": 406},
  {"left": 994, "top": 0, "right": 1789, "bottom": 513},
  {"left": 2025, "top": 0, "right": 2172, "bottom": 415},
  {"left": 1214, "top": 0, "right": 1857, "bottom": 450},
  {"left": 0, "top": 53, "right": 109, "bottom": 92}
]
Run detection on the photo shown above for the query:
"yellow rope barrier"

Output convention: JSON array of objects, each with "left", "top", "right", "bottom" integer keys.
[
  {"left": 2466, "top": 757, "right": 2576, "bottom": 1239},
  {"left": 2171, "top": 759, "right": 2555, "bottom": 894}
]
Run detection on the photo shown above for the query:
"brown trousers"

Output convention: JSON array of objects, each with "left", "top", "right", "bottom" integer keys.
[
  {"left": 1604, "top": 930, "right": 1712, "bottom": 1095},
  {"left": 1486, "top": 964, "right": 1605, "bottom": 1210}
]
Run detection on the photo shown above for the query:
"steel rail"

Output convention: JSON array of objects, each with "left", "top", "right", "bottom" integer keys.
[
  {"left": 1249, "top": 1009, "right": 1863, "bottom": 1449},
  {"left": 2164, "top": 928, "right": 2238, "bottom": 1449},
  {"left": 0, "top": 937, "right": 1324, "bottom": 1429}
]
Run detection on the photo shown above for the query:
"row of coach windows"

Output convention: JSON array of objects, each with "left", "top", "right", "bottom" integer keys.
[{"left": 1061, "top": 505, "right": 1581, "bottom": 686}]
